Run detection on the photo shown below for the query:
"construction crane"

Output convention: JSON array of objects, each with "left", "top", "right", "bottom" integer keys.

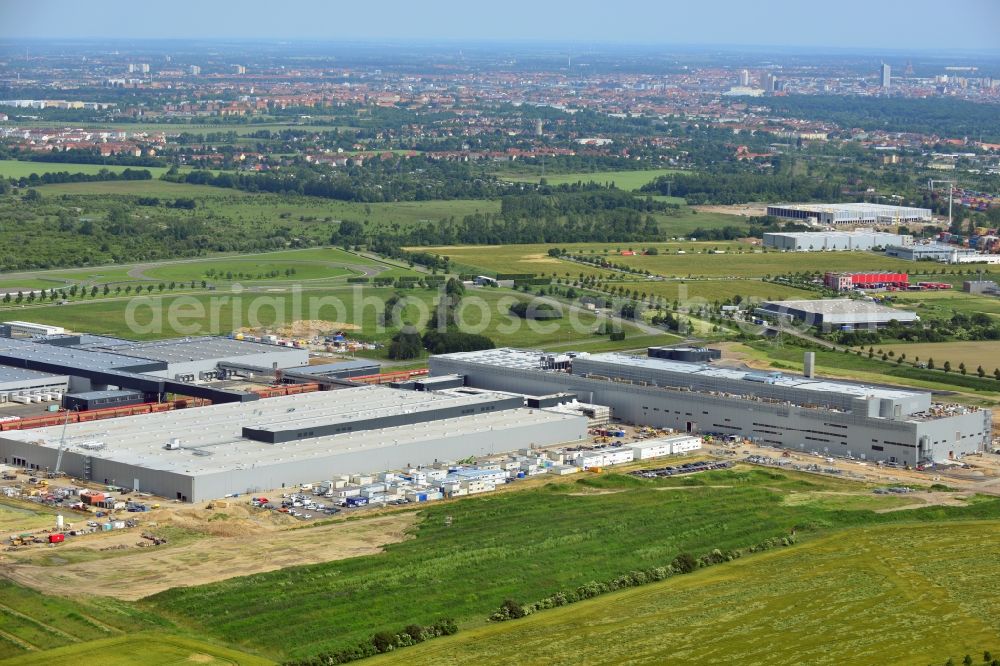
[
  {"left": 927, "top": 179, "right": 957, "bottom": 229},
  {"left": 52, "top": 408, "right": 75, "bottom": 477}
]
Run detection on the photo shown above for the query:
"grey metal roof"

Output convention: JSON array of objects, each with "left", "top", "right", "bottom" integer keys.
[
  {"left": 87, "top": 337, "right": 302, "bottom": 364},
  {"left": 0, "top": 337, "right": 161, "bottom": 372},
  {"left": 756, "top": 299, "right": 919, "bottom": 324},
  {"left": 69, "top": 334, "right": 138, "bottom": 348},
  {"left": 768, "top": 203, "right": 931, "bottom": 218},
  {"left": 291, "top": 360, "right": 379, "bottom": 375},
  {"left": 0, "top": 366, "right": 67, "bottom": 383},
  {"left": 0, "top": 385, "right": 582, "bottom": 476},
  {"left": 576, "top": 352, "right": 922, "bottom": 401},
  {"left": 64, "top": 389, "right": 144, "bottom": 400},
  {"left": 435, "top": 347, "right": 924, "bottom": 402}
]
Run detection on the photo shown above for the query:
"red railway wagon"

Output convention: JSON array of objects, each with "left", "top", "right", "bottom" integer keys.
[{"left": 0, "top": 398, "right": 203, "bottom": 432}]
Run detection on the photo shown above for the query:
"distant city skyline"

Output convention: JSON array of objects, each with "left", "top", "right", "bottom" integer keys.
[{"left": 2, "top": 0, "right": 999, "bottom": 52}]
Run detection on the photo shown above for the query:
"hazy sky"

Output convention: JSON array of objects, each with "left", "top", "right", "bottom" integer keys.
[{"left": 2, "top": 0, "right": 999, "bottom": 51}]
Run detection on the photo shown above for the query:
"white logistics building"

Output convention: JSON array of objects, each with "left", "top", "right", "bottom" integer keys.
[
  {"left": 765, "top": 203, "right": 931, "bottom": 226},
  {"left": 763, "top": 230, "right": 912, "bottom": 251},
  {"left": 0, "top": 385, "right": 587, "bottom": 501}
]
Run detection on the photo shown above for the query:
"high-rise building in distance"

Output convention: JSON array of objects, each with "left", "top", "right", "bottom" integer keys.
[{"left": 881, "top": 63, "right": 891, "bottom": 89}]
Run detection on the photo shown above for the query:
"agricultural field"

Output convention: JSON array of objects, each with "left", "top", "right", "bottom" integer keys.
[
  {"left": 0, "top": 579, "right": 170, "bottom": 660},
  {"left": 419, "top": 242, "right": 934, "bottom": 283},
  {"left": 370, "top": 520, "right": 1000, "bottom": 666},
  {"left": 0, "top": 283, "right": 651, "bottom": 351},
  {"left": 889, "top": 290, "right": 1000, "bottom": 319},
  {"left": 143, "top": 259, "right": 353, "bottom": 284},
  {"left": 4, "top": 511, "right": 417, "bottom": 601},
  {"left": 0, "top": 159, "right": 175, "bottom": 179},
  {"left": 420, "top": 244, "right": 619, "bottom": 280},
  {"left": 880, "top": 341, "right": 1000, "bottom": 374},
  {"left": 0, "top": 633, "right": 274, "bottom": 666},
  {"left": 613, "top": 278, "right": 815, "bottom": 303},
  {"left": 0, "top": 119, "right": 349, "bottom": 137},
  {"left": 732, "top": 340, "right": 1000, "bottom": 400},
  {"left": 31, "top": 179, "right": 237, "bottom": 197},
  {"left": 198, "top": 196, "right": 501, "bottom": 231},
  {"left": 0, "top": 247, "right": 409, "bottom": 293},
  {"left": 651, "top": 207, "right": 754, "bottom": 236},
  {"left": 614, "top": 249, "right": 919, "bottom": 278},
  {"left": 0, "top": 499, "right": 60, "bottom": 536},
  {"left": 498, "top": 168, "right": 681, "bottom": 191},
  {"left": 144, "top": 468, "right": 1000, "bottom": 661}
]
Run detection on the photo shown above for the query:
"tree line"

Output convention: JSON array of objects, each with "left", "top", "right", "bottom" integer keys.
[{"left": 641, "top": 172, "right": 843, "bottom": 205}]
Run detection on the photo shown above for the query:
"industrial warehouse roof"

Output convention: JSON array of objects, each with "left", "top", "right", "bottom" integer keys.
[
  {"left": 57, "top": 334, "right": 139, "bottom": 348},
  {"left": 241, "top": 386, "right": 515, "bottom": 436},
  {"left": 290, "top": 360, "right": 379, "bottom": 375},
  {"left": 0, "top": 366, "right": 68, "bottom": 383},
  {"left": 0, "top": 385, "right": 580, "bottom": 476},
  {"left": 0, "top": 337, "right": 162, "bottom": 372},
  {"left": 87, "top": 337, "right": 304, "bottom": 364},
  {"left": 756, "top": 299, "right": 919, "bottom": 323},
  {"left": 63, "top": 389, "right": 143, "bottom": 400},
  {"left": 768, "top": 203, "right": 931, "bottom": 216},
  {"left": 575, "top": 352, "right": 923, "bottom": 402},
  {"left": 438, "top": 347, "right": 584, "bottom": 371},
  {"left": 435, "top": 348, "right": 924, "bottom": 403},
  {"left": 763, "top": 230, "right": 903, "bottom": 240}
]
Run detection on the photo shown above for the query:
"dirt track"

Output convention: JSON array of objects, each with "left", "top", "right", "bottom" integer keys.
[
  {"left": 693, "top": 203, "right": 769, "bottom": 217},
  {"left": 0, "top": 512, "right": 415, "bottom": 600}
]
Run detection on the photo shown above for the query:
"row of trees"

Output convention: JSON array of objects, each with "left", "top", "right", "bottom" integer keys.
[
  {"left": 281, "top": 618, "right": 458, "bottom": 666},
  {"left": 641, "top": 172, "right": 843, "bottom": 205},
  {"left": 11, "top": 167, "right": 153, "bottom": 188},
  {"left": 385, "top": 279, "right": 497, "bottom": 360},
  {"left": 0, "top": 280, "right": 210, "bottom": 305}
]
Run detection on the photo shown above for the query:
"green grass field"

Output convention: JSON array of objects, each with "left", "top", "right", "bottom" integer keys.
[
  {"left": 425, "top": 244, "right": 618, "bottom": 280},
  {"left": 1, "top": 284, "right": 652, "bottom": 351},
  {"left": 738, "top": 340, "right": 1000, "bottom": 399},
  {"left": 0, "top": 579, "right": 170, "bottom": 660},
  {"left": 880, "top": 341, "right": 1000, "bottom": 374},
  {"left": 0, "top": 499, "right": 60, "bottom": 535},
  {"left": 0, "top": 159, "right": 175, "bottom": 179},
  {"left": 613, "top": 278, "right": 815, "bottom": 303},
  {"left": 416, "top": 243, "right": 925, "bottom": 282},
  {"left": 0, "top": 248, "right": 399, "bottom": 291},
  {"left": 615, "top": 249, "right": 918, "bottom": 278},
  {"left": 143, "top": 260, "right": 355, "bottom": 283},
  {"left": 370, "top": 520, "right": 1000, "bottom": 666},
  {"left": 196, "top": 196, "right": 501, "bottom": 231},
  {"left": 0, "top": 633, "right": 274, "bottom": 665},
  {"left": 890, "top": 290, "right": 1000, "bottom": 320},
  {"left": 31, "top": 180, "right": 240, "bottom": 197},
  {"left": 144, "top": 468, "right": 1000, "bottom": 661},
  {"left": 499, "top": 168, "right": 681, "bottom": 191}
]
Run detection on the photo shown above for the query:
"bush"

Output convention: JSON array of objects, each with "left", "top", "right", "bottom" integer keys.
[
  {"left": 370, "top": 632, "right": 395, "bottom": 653},
  {"left": 489, "top": 533, "right": 797, "bottom": 624},
  {"left": 671, "top": 552, "right": 698, "bottom": 574},
  {"left": 421, "top": 330, "right": 495, "bottom": 354},
  {"left": 509, "top": 301, "right": 562, "bottom": 320},
  {"left": 284, "top": 618, "right": 457, "bottom": 665},
  {"left": 387, "top": 331, "right": 423, "bottom": 360}
]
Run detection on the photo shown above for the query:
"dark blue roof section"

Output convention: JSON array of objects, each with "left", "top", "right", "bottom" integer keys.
[
  {"left": 291, "top": 360, "right": 380, "bottom": 375},
  {"left": 64, "top": 389, "right": 144, "bottom": 400}
]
